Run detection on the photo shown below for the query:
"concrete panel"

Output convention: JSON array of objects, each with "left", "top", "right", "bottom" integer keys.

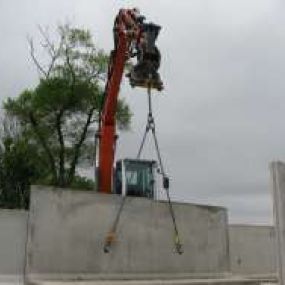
[
  {"left": 0, "top": 210, "right": 28, "bottom": 277},
  {"left": 25, "top": 277, "right": 269, "bottom": 285},
  {"left": 270, "top": 161, "right": 285, "bottom": 285},
  {"left": 229, "top": 225, "right": 276, "bottom": 275},
  {"left": 26, "top": 186, "right": 229, "bottom": 278}
]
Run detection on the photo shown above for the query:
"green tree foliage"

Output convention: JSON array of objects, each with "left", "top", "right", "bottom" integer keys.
[
  {"left": 0, "top": 116, "right": 42, "bottom": 209},
  {"left": 4, "top": 24, "right": 132, "bottom": 188}
]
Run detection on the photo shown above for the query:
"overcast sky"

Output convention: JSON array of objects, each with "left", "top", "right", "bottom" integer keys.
[{"left": 1, "top": 0, "right": 285, "bottom": 224}]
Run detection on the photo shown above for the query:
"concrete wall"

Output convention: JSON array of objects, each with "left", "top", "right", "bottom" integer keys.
[
  {"left": 270, "top": 161, "right": 285, "bottom": 285},
  {"left": 229, "top": 225, "right": 276, "bottom": 275},
  {"left": 0, "top": 187, "right": 278, "bottom": 280},
  {"left": 0, "top": 210, "right": 28, "bottom": 277},
  {"left": 26, "top": 186, "right": 230, "bottom": 278}
]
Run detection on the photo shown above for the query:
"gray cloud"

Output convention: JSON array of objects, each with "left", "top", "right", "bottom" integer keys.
[{"left": 1, "top": 0, "right": 284, "bottom": 224}]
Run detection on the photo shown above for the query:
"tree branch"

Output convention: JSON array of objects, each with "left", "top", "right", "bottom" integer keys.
[
  {"left": 29, "top": 112, "right": 58, "bottom": 182},
  {"left": 65, "top": 46, "right": 76, "bottom": 86},
  {"left": 28, "top": 37, "right": 48, "bottom": 78},
  {"left": 55, "top": 109, "right": 65, "bottom": 186},
  {"left": 67, "top": 107, "right": 95, "bottom": 184},
  {"left": 38, "top": 25, "right": 56, "bottom": 57},
  {"left": 44, "top": 29, "right": 65, "bottom": 78},
  {"left": 28, "top": 28, "right": 65, "bottom": 79}
]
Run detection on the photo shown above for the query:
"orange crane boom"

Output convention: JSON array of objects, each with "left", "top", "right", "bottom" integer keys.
[{"left": 98, "top": 8, "right": 162, "bottom": 193}]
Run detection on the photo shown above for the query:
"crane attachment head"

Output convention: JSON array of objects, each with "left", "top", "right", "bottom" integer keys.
[
  {"left": 112, "top": 8, "right": 163, "bottom": 91},
  {"left": 113, "top": 8, "right": 163, "bottom": 90},
  {"left": 127, "top": 22, "right": 163, "bottom": 91}
]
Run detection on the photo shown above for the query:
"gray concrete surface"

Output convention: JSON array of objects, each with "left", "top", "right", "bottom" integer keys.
[
  {"left": 270, "top": 161, "right": 285, "bottom": 285},
  {"left": 24, "top": 275, "right": 278, "bottom": 285},
  {"left": 22, "top": 280, "right": 264, "bottom": 285},
  {"left": 0, "top": 275, "right": 24, "bottom": 285},
  {"left": 229, "top": 225, "right": 276, "bottom": 275},
  {"left": 26, "top": 186, "right": 230, "bottom": 278},
  {"left": 0, "top": 210, "right": 28, "bottom": 279}
]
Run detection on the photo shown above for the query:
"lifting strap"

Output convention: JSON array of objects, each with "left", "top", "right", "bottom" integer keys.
[
  {"left": 136, "top": 86, "right": 183, "bottom": 255},
  {"left": 103, "top": 86, "right": 183, "bottom": 255}
]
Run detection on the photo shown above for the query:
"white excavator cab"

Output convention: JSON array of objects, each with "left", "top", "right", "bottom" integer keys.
[{"left": 114, "top": 159, "right": 161, "bottom": 200}]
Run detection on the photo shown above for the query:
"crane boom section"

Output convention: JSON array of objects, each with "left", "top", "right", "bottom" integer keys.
[
  {"left": 98, "top": 8, "right": 162, "bottom": 193},
  {"left": 98, "top": 9, "right": 141, "bottom": 193}
]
